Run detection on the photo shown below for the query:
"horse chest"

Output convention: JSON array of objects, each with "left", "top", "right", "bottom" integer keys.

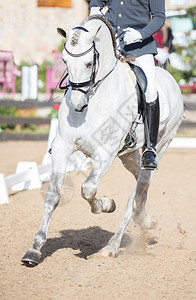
[{"left": 75, "top": 136, "right": 95, "bottom": 157}]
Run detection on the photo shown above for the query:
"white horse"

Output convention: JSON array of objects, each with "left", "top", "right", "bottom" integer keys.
[{"left": 22, "top": 16, "right": 183, "bottom": 265}]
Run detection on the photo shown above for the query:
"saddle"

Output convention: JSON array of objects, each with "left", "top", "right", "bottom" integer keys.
[
  {"left": 118, "top": 62, "right": 147, "bottom": 154},
  {"left": 126, "top": 62, "right": 147, "bottom": 116}
]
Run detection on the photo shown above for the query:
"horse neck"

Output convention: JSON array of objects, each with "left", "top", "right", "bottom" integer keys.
[
  {"left": 90, "top": 22, "right": 117, "bottom": 81},
  {"left": 87, "top": 19, "right": 116, "bottom": 80}
]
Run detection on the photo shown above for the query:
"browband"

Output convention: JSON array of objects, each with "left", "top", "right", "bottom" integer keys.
[{"left": 72, "top": 26, "right": 89, "bottom": 32}]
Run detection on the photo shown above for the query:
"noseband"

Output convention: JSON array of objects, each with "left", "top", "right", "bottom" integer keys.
[{"left": 59, "top": 26, "right": 117, "bottom": 97}]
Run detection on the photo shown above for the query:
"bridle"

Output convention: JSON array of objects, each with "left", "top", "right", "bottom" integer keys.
[{"left": 59, "top": 26, "right": 117, "bottom": 98}]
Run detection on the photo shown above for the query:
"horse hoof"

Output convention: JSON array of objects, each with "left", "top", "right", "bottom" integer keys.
[
  {"left": 149, "top": 216, "right": 158, "bottom": 229},
  {"left": 99, "top": 246, "right": 116, "bottom": 258},
  {"left": 21, "top": 249, "right": 41, "bottom": 266},
  {"left": 134, "top": 213, "right": 158, "bottom": 229},
  {"left": 142, "top": 214, "right": 158, "bottom": 229},
  {"left": 100, "top": 197, "right": 116, "bottom": 213},
  {"left": 107, "top": 199, "right": 116, "bottom": 213}
]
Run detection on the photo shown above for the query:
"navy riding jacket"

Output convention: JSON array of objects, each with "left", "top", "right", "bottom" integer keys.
[{"left": 89, "top": 0, "right": 165, "bottom": 57}]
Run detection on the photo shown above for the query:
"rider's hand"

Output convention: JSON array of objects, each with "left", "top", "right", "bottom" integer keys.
[
  {"left": 123, "top": 28, "right": 142, "bottom": 45},
  {"left": 90, "top": 7, "right": 103, "bottom": 16}
]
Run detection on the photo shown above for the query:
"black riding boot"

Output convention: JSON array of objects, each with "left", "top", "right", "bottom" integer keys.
[{"left": 141, "top": 96, "right": 160, "bottom": 169}]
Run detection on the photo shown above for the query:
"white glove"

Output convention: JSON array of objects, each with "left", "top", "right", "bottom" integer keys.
[
  {"left": 123, "top": 28, "right": 142, "bottom": 45},
  {"left": 90, "top": 7, "right": 102, "bottom": 16}
]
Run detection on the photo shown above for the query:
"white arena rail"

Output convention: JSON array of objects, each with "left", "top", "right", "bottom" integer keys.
[
  {"left": 169, "top": 137, "right": 196, "bottom": 148},
  {"left": 0, "top": 119, "right": 91, "bottom": 205},
  {"left": 0, "top": 162, "right": 50, "bottom": 205},
  {"left": 0, "top": 153, "right": 90, "bottom": 205}
]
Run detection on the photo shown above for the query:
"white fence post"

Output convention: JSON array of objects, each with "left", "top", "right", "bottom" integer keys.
[
  {"left": 11, "top": 161, "right": 41, "bottom": 191},
  {"left": 0, "top": 173, "right": 9, "bottom": 204}
]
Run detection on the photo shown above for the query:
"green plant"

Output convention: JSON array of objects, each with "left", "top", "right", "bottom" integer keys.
[
  {"left": 0, "top": 106, "right": 17, "bottom": 116},
  {"left": 58, "top": 39, "right": 65, "bottom": 53},
  {"left": 38, "top": 60, "right": 52, "bottom": 93},
  {"left": 166, "top": 6, "right": 196, "bottom": 88},
  {"left": 0, "top": 106, "right": 18, "bottom": 131},
  {"left": 21, "top": 124, "right": 38, "bottom": 131},
  {"left": 175, "top": 7, "right": 196, "bottom": 84},
  {"left": 186, "top": 6, "right": 196, "bottom": 21}
]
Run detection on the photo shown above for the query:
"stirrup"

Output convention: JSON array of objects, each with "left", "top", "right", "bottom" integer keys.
[{"left": 141, "top": 147, "right": 158, "bottom": 170}]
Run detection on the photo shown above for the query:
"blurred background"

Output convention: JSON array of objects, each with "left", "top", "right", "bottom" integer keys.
[{"left": 0, "top": 0, "right": 195, "bottom": 140}]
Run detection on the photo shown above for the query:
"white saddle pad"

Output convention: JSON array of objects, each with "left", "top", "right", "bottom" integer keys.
[
  {"left": 133, "top": 95, "right": 169, "bottom": 125},
  {"left": 159, "top": 94, "right": 170, "bottom": 123}
]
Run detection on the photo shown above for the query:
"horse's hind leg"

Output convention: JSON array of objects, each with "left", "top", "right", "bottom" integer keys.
[
  {"left": 21, "top": 136, "right": 73, "bottom": 265},
  {"left": 100, "top": 150, "right": 156, "bottom": 257},
  {"left": 119, "top": 150, "right": 156, "bottom": 229}
]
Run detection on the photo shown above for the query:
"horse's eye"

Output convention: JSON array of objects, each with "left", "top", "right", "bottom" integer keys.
[{"left": 86, "top": 62, "right": 93, "bottom": 68}]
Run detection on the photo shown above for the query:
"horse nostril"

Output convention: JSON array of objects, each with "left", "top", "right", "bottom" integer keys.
[
  {"left": 82, "top": 104, "right": 88, "bottom": 110},
  {"left": 75, "top": 104, "right": 88, "bottom": 113}
]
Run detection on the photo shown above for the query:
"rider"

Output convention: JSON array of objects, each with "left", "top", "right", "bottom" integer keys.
[{"left": 89, "top": 0, "right": 166, "bottom": 169}]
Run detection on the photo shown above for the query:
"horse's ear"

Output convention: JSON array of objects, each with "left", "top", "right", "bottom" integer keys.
[
  {"left": 57, "top": 27, "right": 67, "bottom": 39},
  {"left": 89, "top": 25, "right": 102, "bottom": 43}
]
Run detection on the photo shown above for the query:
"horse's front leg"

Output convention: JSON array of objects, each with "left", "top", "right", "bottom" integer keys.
[
  {"left": 81, "top": 152, "right": 116, "bottom": 214},
  {"left": 21, "top": 137, "right": 73, "bottom": 265}
]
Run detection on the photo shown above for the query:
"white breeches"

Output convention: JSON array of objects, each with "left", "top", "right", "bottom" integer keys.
[{"left": 133, "top": 54, "right": 157, "bottom": 103}]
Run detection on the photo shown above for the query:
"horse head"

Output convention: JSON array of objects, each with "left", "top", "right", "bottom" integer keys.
[{"left": 57, "top": 16, "right": 117, "bottom": 112}]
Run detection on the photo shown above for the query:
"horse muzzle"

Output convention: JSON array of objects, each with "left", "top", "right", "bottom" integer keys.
[{"left": 70, "top": 91, "right": 89, "bottom": 112}]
